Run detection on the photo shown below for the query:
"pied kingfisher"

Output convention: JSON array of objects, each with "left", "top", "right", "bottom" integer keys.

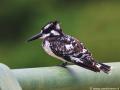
[{"left": 27, "top": 21, "right": 111, "bottom": 73}]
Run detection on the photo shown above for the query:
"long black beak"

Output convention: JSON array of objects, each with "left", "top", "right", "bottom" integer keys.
[{"left": 27, "top": 32, "right": 42, "bottom": 42}]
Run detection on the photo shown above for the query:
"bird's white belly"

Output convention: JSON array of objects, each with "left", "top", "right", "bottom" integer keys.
[{"left": 42, "top": 41, "right": 67, "bottom": 62}]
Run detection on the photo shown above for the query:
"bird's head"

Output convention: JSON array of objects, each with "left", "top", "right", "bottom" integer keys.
[{"left": 27, "top": 21, "right": 63, "bottom": 42}]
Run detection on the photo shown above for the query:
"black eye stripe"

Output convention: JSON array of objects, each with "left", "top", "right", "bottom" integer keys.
[
  {"left": 42, "top": 29, "right": 50, "bottom": 34},
  {"left": 42, "top": 21, "right": 61, "bottom": 34}
]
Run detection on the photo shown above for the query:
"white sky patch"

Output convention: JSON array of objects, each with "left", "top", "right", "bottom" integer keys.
[
  {"left": 44, "top": 24, "right": 51, "bottom": 29},
  {"left": 65, "top": 44, "right": 73, "bottom": 50},
  {"left": 51, "top": 30, "right": 60, "bottom": 35},
  {"left": 56, "top": 24, "right": 60, "bottom": 29}
]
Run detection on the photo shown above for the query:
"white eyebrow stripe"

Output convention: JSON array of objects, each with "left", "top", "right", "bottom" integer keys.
[{"left": 44, "top": 24, "right": 51, "bottom": 29}]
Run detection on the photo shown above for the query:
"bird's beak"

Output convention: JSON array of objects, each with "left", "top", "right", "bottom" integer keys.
[{"left": 27, "top": 32, "right": 42, "bottom": 42}]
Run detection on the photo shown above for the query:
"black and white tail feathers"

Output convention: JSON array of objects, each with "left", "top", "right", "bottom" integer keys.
[
  {"left": 74, "top": 61, "right": 111, "bottom": 74},
  {"left": 98, "top": 63, "right": 111, "bottom": 74}
]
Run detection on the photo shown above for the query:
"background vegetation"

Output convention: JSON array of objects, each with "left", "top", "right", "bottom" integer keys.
[{"left": 0, "top": 0, "right": 120, "bottom": 68}]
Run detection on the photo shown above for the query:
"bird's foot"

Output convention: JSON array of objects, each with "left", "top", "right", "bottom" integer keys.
[{"left": 57, "top": 62, "right": 68, "bottom": 68}]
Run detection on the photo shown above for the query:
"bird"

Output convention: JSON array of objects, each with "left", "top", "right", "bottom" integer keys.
[{"left": 27, "top": 21, "right": 111, "bottom": 74}]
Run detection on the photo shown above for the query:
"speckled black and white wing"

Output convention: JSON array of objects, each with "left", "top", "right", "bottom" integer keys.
[
  {"left": 46, "top": 35, "right": 84, "bottom": 60},
  {"left": 43, "top": 35, "right": 100, "bottom": 72},
  {"left": 43, "top": 35, "right": 111, "bottom": 73}
]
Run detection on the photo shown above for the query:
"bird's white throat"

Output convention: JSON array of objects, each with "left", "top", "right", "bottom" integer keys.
[{"left": 42, "top": 40, "right": 67, "bottom": 62}]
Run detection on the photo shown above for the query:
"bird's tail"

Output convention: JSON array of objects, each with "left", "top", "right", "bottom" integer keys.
[
  {"left": 97, "top": 63, "right": 111, "bottom": 74},
  {"left": 74, "top": 61, "right": 111, "bottom": 74}
]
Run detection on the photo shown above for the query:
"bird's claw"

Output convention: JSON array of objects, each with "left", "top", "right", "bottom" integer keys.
[{"left": 57, "top": 62, "right": 68, "bottom": 68}]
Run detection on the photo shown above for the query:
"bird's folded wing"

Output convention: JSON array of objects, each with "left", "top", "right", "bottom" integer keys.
[{"left": 48, "top": 35, "right": 85, "bottom": 60}]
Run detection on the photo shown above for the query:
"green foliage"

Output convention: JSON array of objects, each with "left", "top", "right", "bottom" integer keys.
[{"left": 0, "top": 1, "right": 120, "bottom": 68}]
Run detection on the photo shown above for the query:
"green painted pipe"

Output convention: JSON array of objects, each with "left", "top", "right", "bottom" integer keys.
[{"left": 11, "top": 62, "right": 120, "bottom": 90}]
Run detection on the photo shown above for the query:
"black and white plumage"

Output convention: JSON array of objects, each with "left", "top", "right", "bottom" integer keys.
[{"left": 27, "top": 21, "right": 111, "bottom": 73}]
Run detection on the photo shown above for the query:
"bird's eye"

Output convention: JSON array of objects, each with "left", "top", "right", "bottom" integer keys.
[{"left": 42, "top": 29, "right": 50, "bottom": 34}]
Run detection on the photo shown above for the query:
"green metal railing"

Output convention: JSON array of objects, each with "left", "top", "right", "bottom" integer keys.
[{"left": 0, "top": 62, "right": 120, "bottom": 90}]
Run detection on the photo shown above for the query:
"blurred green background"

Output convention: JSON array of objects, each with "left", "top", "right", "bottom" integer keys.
[{"left": 0, "top": 0, "right": 120, "bottom": 69}]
